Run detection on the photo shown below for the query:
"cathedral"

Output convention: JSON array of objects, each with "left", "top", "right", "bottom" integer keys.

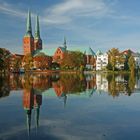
[{"left": 23, "top": 10, "right": 42, "bottom": 55}]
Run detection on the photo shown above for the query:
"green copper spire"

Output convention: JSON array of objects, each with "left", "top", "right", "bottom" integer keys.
[
  {"left": 35, "top": 15, "right": 40, "bottom": 39},
  {"left": 64, "top": 37, "right": 67, "bottom": 49},
  {"left": 25, "top": 10, "right": 32, "bottom": 37}
]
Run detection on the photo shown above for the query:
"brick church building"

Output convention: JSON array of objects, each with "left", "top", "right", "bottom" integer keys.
[{"left": 23, "top": 11, "right": 42, "bottom": 55}]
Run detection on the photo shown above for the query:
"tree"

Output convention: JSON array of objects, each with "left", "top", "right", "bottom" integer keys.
[
  {"left": 108, "top": 48, "right": 125, "bottom": 71},
  {"left": 106, "top": 62, "right": 113, "bottom": 70},
  {"left": 124, "top": 50, "right": 133, "bottom": 71},
  {"left": 34, "top": 53, "right": 52, "bottom": 70},
  {"left": 108, "top": 48, "right": 120, "bottom": 71},
  {"left": 23, "top": 54, "right": 33, "bottom": 72},
  {"left": 0, "top": 49, "right": 4, "bottom": 72},
  {"left": 0, "top": 48, "right": 11, "bottom": 72},
  {"left": 12, "top": 56, "right": 22, "bottom": 72},
  {"left": 128, "top": 56, "right": 135, "bottom": 75},
  {"left": 51, "top": 62, "right": 60, "bottom": 69},
  {"left": 61, "top": 51, "right": 85, "bottom": 70}
]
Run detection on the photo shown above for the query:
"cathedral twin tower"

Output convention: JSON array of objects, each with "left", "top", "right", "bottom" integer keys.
[{"left": 23, "top": 11, "right": 42, "bottom": 55}]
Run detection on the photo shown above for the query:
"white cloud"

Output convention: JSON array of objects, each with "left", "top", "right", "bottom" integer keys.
[
  {"left": 0, "top": 2, "right": 26, "bottom": 18},
  {"left": 42, "top": 0, "right": 115, "bottom": 25},
  {"left": 0, "top": 0, "right": 140, "bottom": 53}
]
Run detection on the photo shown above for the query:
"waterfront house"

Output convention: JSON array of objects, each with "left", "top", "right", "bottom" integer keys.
[{"left": 96, "top": 50, "right": 108, "bottom": 70}]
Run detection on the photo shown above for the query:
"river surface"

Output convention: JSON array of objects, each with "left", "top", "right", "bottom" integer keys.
[{"left": 0, "top": 73, "right": 140, "bottom": 140}]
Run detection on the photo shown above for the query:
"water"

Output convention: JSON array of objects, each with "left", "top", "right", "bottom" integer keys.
[{"left": 0, "top": 73, "right": 140, "bottom": 140}]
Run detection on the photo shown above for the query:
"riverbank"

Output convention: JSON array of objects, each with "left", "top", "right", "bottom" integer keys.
[
  {"left": 23, "top": 69, "right": 132, "bottom": 75},
  {"left": 2, "top": 69, "right": 139, "bottom": 75}
]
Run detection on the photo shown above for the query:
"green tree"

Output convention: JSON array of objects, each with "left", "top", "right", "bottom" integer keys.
[
  {"left": 128, "top": 56, "right": 135, "bottom": 75},
  {"left": 61, "top": 51, "right": 85, "bottom": 70},
  {"left": 106, "top": 62, "right": 113, "bottom": 70},
  {"left": 127, "top": 73, "right": 135, "bottom": 95},
  {"left": 108, "top": 48, "right": 120, "bottom": 71},
  {"left": 51, "top": 62, "right": 60, "bottom": 70},
  {"left": 124, "top": 50, "right": 133, "bottom": 71}
]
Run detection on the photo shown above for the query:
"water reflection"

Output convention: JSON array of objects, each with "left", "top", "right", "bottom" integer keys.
[
  {"left": 0, "top": 73, "right": 139, "bottom": 99},
  {"left": 0, "top": 73, "right": 140, "bottom": 137},
  {"left": 23, "top": 86, "right": 42, "bottom": 135}
]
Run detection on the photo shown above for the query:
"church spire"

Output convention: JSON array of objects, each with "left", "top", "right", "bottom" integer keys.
[
  {"left": 25, "top": 10, "right": 32, "bottom": 37},
  {"left": 64, "top": 37, "right": 67, "bottom": 49},
  {"left": 35, "top": 15, "right": 40, "bottom": 39}
]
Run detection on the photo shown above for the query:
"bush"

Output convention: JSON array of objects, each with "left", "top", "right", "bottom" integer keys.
[{"left": 106, "top": 63, "right": 113, "bottom": 70}]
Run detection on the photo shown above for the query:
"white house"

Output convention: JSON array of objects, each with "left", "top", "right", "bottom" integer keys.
[
  {"left": 96, "top": 50, "right": 108, "bottom": 70},
  {"left": 133, "top": 52, "right": 140, "bottom": 69},
  {"left": 122, "top": 50, "right": 140, "bottom": 69}
]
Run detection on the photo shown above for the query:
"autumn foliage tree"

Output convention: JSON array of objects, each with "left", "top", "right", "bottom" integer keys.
[
  {"left": 12, "top": 56, "right": 22, "bottom": 72},
  {"left": 108, "top": 48, "right": 120, "bottom": 71},
  {"left": 61, "top": 51, "right": 86, "bottom": 70},
  {"left": 0, "top": 48, "right": 11, "bottom": 72},
  {"left": 22, "top": 54, "right": 33, "bottom": 71},
  {"left": 108, "top": 48, "right": 125, "bottom": 71},
  {"left": 34, "top": 53, "right": 52, "bottom": 70}
]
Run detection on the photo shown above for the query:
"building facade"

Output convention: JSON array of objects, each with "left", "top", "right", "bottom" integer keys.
[
  {"left": 53, "top": 38, "right": 67, "bottom": 63},
  {"left": 133, "top": 53, "right": 140, "bottom": 69},
  {"left": 122, "top": 50, "right": 140, "bottom": 69},
  {"left": 85, "top": 47, "right": 96, "bottom": 70},
  {"left": 96, "top": 51, "right": 108, "bottom": 70},
  {"left": 23, "top": 11, "right": 42, "bottom": 56}
]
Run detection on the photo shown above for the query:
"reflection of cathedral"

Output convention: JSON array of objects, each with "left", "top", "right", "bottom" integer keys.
[{"left": 23, "top": 88, "right": 42, "bottom": 135}]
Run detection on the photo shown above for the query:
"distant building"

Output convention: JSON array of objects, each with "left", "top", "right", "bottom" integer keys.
[
  {"left": 22, "top": 10, "right": 52, "bottom": 69},
  {"left": 53, "top": 37, "right": 67, "bottom": 64},
  {"left": 23, "top": 10, "right": 44, "bottom": 56},
  {"left": 96, "top": 50, "right": 108, "bottom": 70},
  {"left": 133, "top": 53, "right": 140, "bottom": 69},
  {"left": 122, "top": 49, "right": 140, "bottom": 69}
]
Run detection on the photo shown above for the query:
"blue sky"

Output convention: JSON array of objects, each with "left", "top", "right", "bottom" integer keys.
[{"left": 0, "top": 0, "right": 140, "bottom": 55}]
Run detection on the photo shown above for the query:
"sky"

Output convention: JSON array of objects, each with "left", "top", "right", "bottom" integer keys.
[{"left": 0, "top": 0, "right": 140, "bottom": 55}]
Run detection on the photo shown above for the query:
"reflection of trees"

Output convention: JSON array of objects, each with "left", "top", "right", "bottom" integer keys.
[
  {"left": 126, "top": 73, "right": 136, "bottom": 96},
  {"left": 53, "top": 74, "right": 87, "bottom": 95},
  {"left": 0, "top": 73, "right": 138, "bottom": 100},
  {"left": 0, "top": 75, "right": 10, "bottom": 98},
  {"left": 107, "top": 73, "right": 136, "bottom": 97},
  {"left": 10, "top": 74, "right": 23, "bottom": 90},
  {"left": 107, "top": 74, "right": 119, "bottom": 97},
  {"left": 22, "top": 74, "right": 52, "bottom": 93}
]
